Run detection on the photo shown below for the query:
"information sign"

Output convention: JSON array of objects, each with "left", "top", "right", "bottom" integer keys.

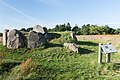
[{"left": 101, "top": 44, "right": 117, "bottom": 54}]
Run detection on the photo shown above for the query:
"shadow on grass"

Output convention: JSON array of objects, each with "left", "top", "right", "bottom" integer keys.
[
  {"left": 45, "top": 43, "right": 63, "bottom": 49},
  {"left": 0, "top": 61, "right": 21, "bottom": 74},
  {"left": 113, "top": 63, "right": 120, "bottom": 70},
  {"left": 47, "top": 33, "right": 61, "bottom": 40},
  {"left": 30, "top": 65, "right": 60, "bottom": 80},
  {"left": 77, "top": 41, "right": 98, "bottom": 46},
  {"left": 79, "top": 47, "right": 94, "bottom": 54},
  {"left": 77, "top": 41, "right": 97, "bottom": 54}
]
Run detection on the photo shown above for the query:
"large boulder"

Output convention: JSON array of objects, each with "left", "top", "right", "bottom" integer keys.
[
  {"left": 70, "top": 31, "right": 78, "bottom": 44},
  {"left": 28, "top": 31, "right": 47, "bottom": 48},
  {"left": 7, "top": 29, "right": 25, "bottom": 49},
  {"left": 3, "top": 29, "right": 9, "bottom": 46},
  {"left": 33, "top": 25, "right": 48, "bottom": 34},
  {"left": 64, "top": 43, "right": 80, "bottom": 53}
]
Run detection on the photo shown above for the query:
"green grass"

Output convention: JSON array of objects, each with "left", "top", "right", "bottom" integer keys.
[{"left": 0, "top": 32, "right": 120, "bottom": 80}]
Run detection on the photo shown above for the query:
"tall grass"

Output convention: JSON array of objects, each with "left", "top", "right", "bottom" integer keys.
[{"left": 0, "top": 32, "right": 120, "bottom": 80}]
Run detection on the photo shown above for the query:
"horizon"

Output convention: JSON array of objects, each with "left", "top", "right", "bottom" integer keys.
[{"left": 0, "top": 0, "right": 120, "bottom": 32}]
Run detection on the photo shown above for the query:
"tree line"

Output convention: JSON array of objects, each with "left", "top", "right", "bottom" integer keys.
[
  {"left": 48, "top": 23, "right": 71, "bottom": 32},
  {"left": 48, "top": 23, "right": 120, "bottom": 35},
  {"left": 1, "top": 23, "right": 120, "bottom": 37}
]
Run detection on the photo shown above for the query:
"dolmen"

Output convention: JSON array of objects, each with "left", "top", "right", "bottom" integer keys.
[{"left": 3, "top": 25, "right": 48, "bottom": 49}]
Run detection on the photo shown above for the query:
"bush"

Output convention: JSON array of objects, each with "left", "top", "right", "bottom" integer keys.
[{"left": 50, "top": 32, "right": 73, "bottom": 44}]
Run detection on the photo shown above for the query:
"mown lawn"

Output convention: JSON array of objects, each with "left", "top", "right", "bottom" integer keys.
[{"left": 0, "top": 32, "right": 120, "bottom": 80}]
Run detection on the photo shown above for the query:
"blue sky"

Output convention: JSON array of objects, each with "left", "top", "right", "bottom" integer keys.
[{"left": 0, "top": 0, "right": 120, "bottom": 32}]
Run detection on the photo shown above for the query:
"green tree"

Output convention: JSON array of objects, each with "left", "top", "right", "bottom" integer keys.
[
  {"left": 81, "top": 24, "right": 90, "bottom": 35},
  {"left": 103, "top": 25, "right": 110, "bottom": 34},
  {"left": 53, "top": 23, "right": 71, "bottom": 32},
  {"left": 89, "top": 25, "right": 100, "bottom": 35},
  {"left": 72, "top": 24, "right": 79, "bottom": 34},
  {"left": 20, "top": 28, "right": 27, "bottom": 32},
  {"left": 66, "top": 22, "right": 71, "bottom": 31},
  {"left": 48, "top": 28, "right": 52, "bottom": 32},
  {"left": 115, "top": 28, "right": 120, "bottom": 34},
  {"left": 27, "top": 27, "right": 33, "bottom": 32},
  {"left": 54, "top": 25, "right": 59, "bottom": 31},
  {"left": 76, "top": 28, "right": 81, "bottom": 35},
  {"left": 101, "top": 25, "right": 115, "bottom": 34}
]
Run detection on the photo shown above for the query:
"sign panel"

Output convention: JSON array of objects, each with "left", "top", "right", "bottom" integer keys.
[{"left": 101, "top": 44, "right": 117, "bottom": 54}]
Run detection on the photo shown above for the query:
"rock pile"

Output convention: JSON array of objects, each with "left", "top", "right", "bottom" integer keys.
[{"left": 3, "top": 25, "right": 48, "bottom": 49}]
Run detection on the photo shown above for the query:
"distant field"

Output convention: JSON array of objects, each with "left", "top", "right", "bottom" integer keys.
[
  {"left": 0, "top": 33, "right": 120, "bottom": 80},
  {"left": 76, "top": 35, "right": 120, "bottom": 52},
  {"left": 76, "top": 35, "right": 120, "bottom": 42}
]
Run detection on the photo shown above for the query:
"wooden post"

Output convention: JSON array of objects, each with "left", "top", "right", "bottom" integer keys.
[
  {"left": 106, "top": 43, "right": 111, "bottom": 63},
  {"left": 3, "top": 29, "right": 9, "bottom": 46},
  {"left": 106, "top": 53, "right": 110, "bottom": 63},
  {"left": 98, "top": 43, "right": 102, "bottom": 63}
]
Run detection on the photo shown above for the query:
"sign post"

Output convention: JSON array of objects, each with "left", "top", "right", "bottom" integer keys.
[
  {"left": 98, "top": 43, "right": 117, "bottom": 64},
  {"left": 106, "top": 53, "right": 110, "bottom": 63},
  {"left": 106, "top": 43, "right": 111, "bottom": 63},
  {"left": 98, "top": 43, "right": 102, "bottom": 64}
]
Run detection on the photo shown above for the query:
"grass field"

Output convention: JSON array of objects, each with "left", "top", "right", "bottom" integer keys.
[{"left": 0, "top": 32, "right": 120, "bottom": 80}]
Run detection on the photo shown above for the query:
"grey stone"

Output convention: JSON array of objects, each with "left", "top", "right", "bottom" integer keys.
[
  {"left": 70, "top": 31, "right": 78, "bottom": 44},
  {"left": 33, "top": 25, "right": 48, "bottom": 34},
  {"left": 7, "top": 29, "right": 25, "bottom": 49},
  {"left": 3, "top": 29, "right": 9, "bottom": 46},
  {"left": 28, "top": 31, "right": 47, "bottom": 48},
  {"left": 64, "top": 43, "right": 79, "bottom": 53}
]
